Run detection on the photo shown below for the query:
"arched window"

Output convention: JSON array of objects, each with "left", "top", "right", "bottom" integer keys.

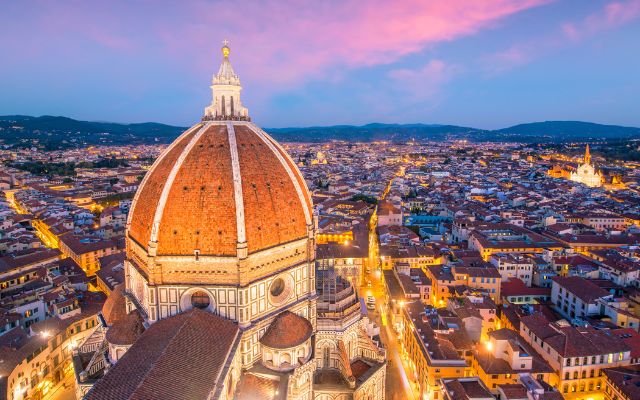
[
  {"left": 221, "top": 95, "right": 226, "bottom": 116},
  {"left": 230, "top": 96, "right": 235, "bottom": 116},
  {"left": 191, "top": 291, "right": 210, "bottom": 309}
]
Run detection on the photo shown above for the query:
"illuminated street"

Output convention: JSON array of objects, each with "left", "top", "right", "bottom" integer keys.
[{"left": 363, "top": 282, "right": 416, "bottom": 400}]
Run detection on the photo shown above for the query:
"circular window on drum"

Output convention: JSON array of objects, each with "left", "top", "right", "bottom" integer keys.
[
  {"left": 190, "top": 290, "right": 211, "bottom": 309},
  {"left": 269, "top": 275, "right": 293, "bottom": 306}
]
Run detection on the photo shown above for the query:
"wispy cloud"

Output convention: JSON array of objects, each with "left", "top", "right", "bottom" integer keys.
[
  {"left": 388, "top": 60, "right": 459, "bottom": 100},
  {"left": 484, "top": 0, "right": 640, "bottom": 74},
  {"left": 5, "top": 0, "right": 546, "bottom": 85},
  {"left": 563, "top": 0, "right": 640, "bottom": 41},
  {"left": 193, "top": 0, "right": 551, "bottom": 85}
]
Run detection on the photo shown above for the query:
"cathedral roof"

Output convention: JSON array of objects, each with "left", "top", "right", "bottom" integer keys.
[
  {"left": 86, "top": 309, "right": 240, "bottom": 400},
  {"left": 105, "top": 309, "right": 145, "bottom": 345},
  {"left": 259, "top": 310, "right": 313, "bottom": 349},
  {"left": 101, "top": 283, "right": 126, "bottom": 325},
  {"left": 235, "top": 373, "right": 282, "bottom": 400},
  {"left": 127, "top": 122, "right": 313, "bottom": 257}
]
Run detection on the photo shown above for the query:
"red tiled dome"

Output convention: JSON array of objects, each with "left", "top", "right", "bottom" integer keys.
[
  {"left": 127, "top": 122, "right": 313, "bottom": 257},
  {"left": 101, "top": 284, "right": 126, "bottom": 325},
  {"left": 259, "top": 311, "right": 313, "bottom": 349}
]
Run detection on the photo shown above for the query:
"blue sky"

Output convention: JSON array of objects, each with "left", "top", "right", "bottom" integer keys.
[{"left": 1, "top": 0, "right": 639, "bottom": 129}]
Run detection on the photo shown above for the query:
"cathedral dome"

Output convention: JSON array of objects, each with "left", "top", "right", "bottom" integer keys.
[
  {"left": 127, "top": 122, "right": 313, "bottom": 257},
  {"left": 126, "top": 44, "right": 313, "bottom": 263}
]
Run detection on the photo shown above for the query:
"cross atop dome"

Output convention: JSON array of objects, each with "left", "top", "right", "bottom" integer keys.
[
  {"left": 222, "top": 39, "right": 230, "bottom": 58},
  {"left": 203, "top": 40, "right": 250, "bottom": 121}
]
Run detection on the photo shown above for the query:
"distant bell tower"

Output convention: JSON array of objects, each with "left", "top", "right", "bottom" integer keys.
[
  {"left": 584, "top": 144, "right": 591, "bottom": 165},
  {"left": 203, "top": 40, "right": 250, "bottom": 121}
]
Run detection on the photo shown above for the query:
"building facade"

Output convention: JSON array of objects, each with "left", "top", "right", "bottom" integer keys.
[{"left": 569, "top": 145, "right": 603, "bottom": 188}]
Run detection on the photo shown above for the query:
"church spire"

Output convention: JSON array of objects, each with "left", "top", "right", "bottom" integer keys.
[
  {"left": 584, "top": 144, "right": 591, "bottom": 165},
  {"left": 203, "top": 40, "right": 250, "bottom": 121}
]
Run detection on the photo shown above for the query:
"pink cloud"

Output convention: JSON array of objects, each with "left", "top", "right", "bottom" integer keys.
[
  {"left": 159, "top": 0, "right": 551, "bottom": 85},
  {"left": 2, "top": 0, "right": 549, "bottom": 89}
]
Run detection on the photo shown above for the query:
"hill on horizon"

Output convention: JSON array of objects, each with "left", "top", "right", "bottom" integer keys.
[{"left": 1, "top": 115, "right": 639, "bottom": 149}]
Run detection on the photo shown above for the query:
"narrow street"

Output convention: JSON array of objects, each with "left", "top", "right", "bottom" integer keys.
[
  {"left": 42, "top": 372, "right": 76, "bottom": 400},
  {"left": 362, "top": 278, "right": 417, "bottom": 400},
  {"left": 363, "top": 168, "right": 419, "bottom": 399}
]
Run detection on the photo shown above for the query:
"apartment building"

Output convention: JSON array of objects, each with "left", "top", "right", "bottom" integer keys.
[{"left": 520, "top": 314, "right": 631, "bottom": 399}]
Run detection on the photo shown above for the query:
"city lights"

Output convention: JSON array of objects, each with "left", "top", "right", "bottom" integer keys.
[{"left": 1, "top": 3, "right": 638, "bottom": 400}]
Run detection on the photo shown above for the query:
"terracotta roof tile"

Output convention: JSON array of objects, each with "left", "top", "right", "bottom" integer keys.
[
  {"left": 235, "top": 125, "right": 307, "bottom": 253},
  {"left": 101, "top": 284, "right": 126, "bottom": 325},
  {"left": 105, "top": 309, "right": 145, "bottom": 345},
  {"left": 127, "top": 123, "right": 310, "bottom": 257},
  {"left": 86, "top": 309, "right": 240, "bottom": 400},
  {"left": 235, "top": 373, "right": 280, "bottom": 400},
  {"left": 260, "top": 311, "right": 312, "bottom": 349},
  {"left": 128, "top": 125, "right": 200, "bottom": 248}
]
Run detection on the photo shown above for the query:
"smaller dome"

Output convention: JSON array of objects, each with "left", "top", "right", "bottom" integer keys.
[
  {"left": 260, "top": 311, "right": 312, "bottom": 349},
  {"left": 106, "top": 309, "right": 145, "bottom": 346},
  {"left": 101, "top": 284, "right": 126, "bottom": 325}
]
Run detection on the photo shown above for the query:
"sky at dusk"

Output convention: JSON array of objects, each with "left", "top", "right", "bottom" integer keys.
[{"left": 1, "top": 0, "right": 640, "bottom": 129}]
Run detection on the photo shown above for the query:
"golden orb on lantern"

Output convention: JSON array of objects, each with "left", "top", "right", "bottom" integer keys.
[{"left": 222, "top": 39, "right": 230, "bottom": 58}]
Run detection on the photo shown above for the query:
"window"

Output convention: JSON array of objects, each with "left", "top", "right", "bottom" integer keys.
[
  {"left": 190, "top": 291, "right": 210, "bottom": 309},
  {"left": 270, "top": 278, "right": 285, "bottom": 297}
]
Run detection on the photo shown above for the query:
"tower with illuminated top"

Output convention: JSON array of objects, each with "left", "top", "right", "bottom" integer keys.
[{"left": 204, "top": 40, "right": 249, "bottom": 120}]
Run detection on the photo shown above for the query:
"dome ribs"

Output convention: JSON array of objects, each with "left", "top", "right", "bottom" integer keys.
[
  {"left": 235, "top": 125, "right": 306, "bottom": 253},
  {"left": 128, "top": 122, "right": 309, "bottom": 259},
  {"left": 128, "top": 124, "right": 202, "bottom": 248},
  {"left": 257, "top": 129, "right": 313, "bottom": 226},
  {"left": 157, "top": 124, "right": 237, "bottom": 256}
]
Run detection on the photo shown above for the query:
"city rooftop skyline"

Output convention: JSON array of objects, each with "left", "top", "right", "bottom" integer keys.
[{"left": 1, "top": 0, "right": 640, "bottom": 129}]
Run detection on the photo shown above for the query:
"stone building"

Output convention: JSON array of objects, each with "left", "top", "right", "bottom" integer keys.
[{"left": 72, "top": 42, "right": 386, "bottom": 400}]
